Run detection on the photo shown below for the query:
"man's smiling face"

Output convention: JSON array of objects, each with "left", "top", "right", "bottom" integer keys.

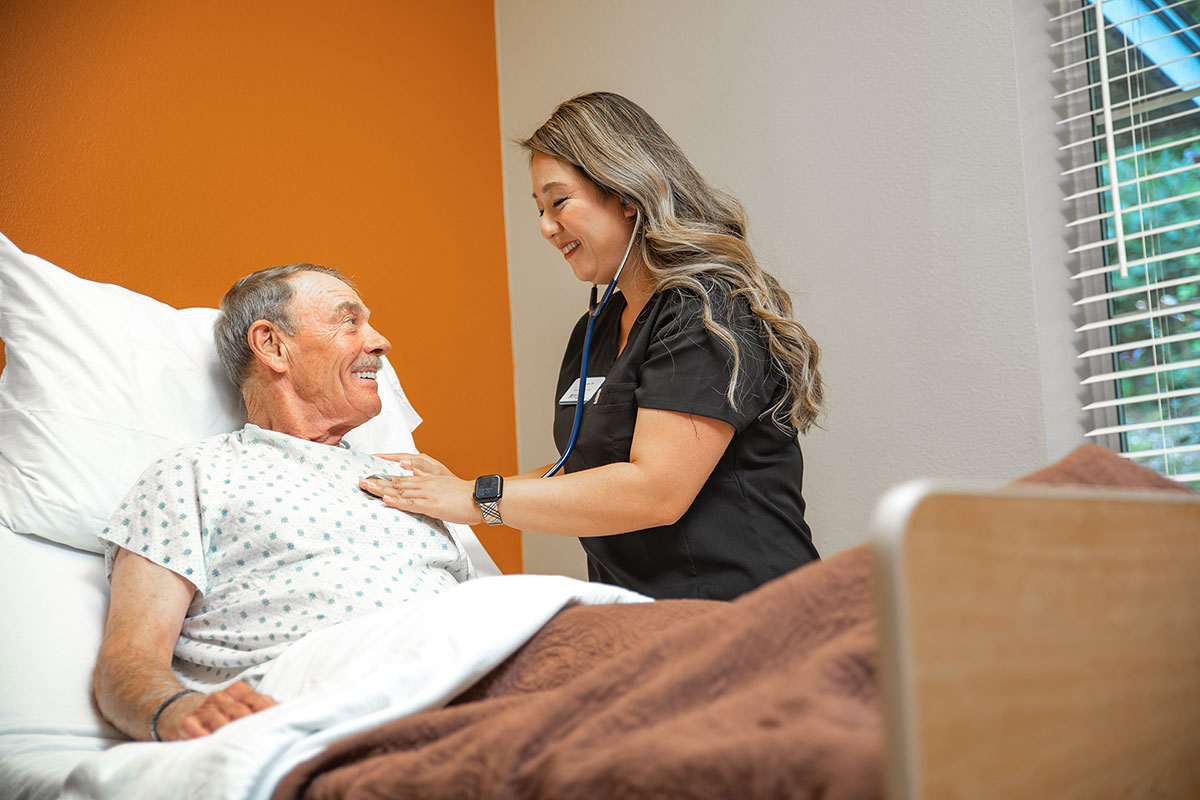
[{"left": 279, "top": 271, "right": 392, "bottom": 435}]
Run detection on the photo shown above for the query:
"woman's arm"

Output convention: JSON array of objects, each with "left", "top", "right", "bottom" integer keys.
[{"left": 360, "top": 407, "right": 734, "bottom": 537}]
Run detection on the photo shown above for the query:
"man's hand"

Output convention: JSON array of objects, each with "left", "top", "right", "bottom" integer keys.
[{"left": 158, "top": 681, "right": 278, "bottom": 741}]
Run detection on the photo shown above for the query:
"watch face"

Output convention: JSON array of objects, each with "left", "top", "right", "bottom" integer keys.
[{"left": 475, "top": 474, "right": 502, "bottom": 500}]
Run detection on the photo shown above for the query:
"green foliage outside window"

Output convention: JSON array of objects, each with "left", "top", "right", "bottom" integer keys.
[{"left": 1092, "top": 0, "right": 1200, "bottom": 488}]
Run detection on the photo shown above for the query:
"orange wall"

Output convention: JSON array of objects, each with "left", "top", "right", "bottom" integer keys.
[{"left": 0, "top": 0, "right": 521, "bottom": 572}]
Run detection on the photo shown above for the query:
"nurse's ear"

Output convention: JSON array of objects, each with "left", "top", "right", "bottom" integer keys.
[{"left": 619, "top": 197, "right": 639, "bottom": 220}]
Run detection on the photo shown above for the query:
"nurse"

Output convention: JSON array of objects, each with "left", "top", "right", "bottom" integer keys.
[{"left": 362, "top": 92, "right": 824, "bottom": 600}]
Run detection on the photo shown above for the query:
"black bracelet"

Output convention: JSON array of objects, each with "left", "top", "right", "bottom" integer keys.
[{"left": 149, "top": 689, "right": 200, "bottom": 742}]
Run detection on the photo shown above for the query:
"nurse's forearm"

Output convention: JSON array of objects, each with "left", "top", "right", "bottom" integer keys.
[
  {"left": 509, "top": 463, "right": 558, "bottom": 481},
  {"left": 497, "top": 461, "right": 694, "bottom": 537},
  {"left": 498, "top": 408, "right": 733, "bottom": 536},
  {"left": 365, "top": 411, "right": 732, "bottom": 534}
]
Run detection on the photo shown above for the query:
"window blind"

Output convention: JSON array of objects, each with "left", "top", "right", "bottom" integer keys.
[{"left": 1054, "top": 0, "right": 1200, "bottom": 489}]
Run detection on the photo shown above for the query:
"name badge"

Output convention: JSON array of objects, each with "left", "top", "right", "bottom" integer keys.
[{"left": 559, "top": 376, "right": 605, "bottom": 405}]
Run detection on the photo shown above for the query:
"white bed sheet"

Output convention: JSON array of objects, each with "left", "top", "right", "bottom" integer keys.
[
  {"left": 0, "top": 517, "right": 507, "bottom": 800},
  {"left": 61, "top": 573, "right": 649, "bottom": 800},
  {"left": 0, "top": 524, "right": 125, "bottom": 800}
]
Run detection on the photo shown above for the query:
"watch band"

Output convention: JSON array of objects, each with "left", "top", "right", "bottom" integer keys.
[
  {"left": 472, "top": 475, "right": 504, "bottom": 526},
  {"left": 477, "top": 499, "right": 503, "bottom": 526}
]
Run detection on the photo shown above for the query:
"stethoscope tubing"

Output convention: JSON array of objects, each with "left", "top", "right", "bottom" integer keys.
[{"left": 543, "top": 208, "right": 641, "bottom": 478}]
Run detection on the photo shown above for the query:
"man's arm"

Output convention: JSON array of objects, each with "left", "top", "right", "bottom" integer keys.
[{"left": 94, "top": 548, "right": 277, "bottom": 741}]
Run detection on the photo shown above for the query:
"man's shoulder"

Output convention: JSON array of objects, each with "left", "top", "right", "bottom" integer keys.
[
  {"left": 147, "top": 428, "right": 246, "bottom": 470},
  {"left": 186, "top": 427, "right": 246, "bottom": 453}
]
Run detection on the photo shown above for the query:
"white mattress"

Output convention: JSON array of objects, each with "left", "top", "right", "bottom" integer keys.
[{"left": 0, "top": 523, "right": 127, "bottom": 800}]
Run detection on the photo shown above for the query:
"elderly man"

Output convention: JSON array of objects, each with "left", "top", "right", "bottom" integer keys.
[{"left": 93, "top": 264, "right": 477, "bottom": 743}]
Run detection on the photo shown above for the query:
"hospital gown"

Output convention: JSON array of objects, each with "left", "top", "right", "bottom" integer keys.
[{"left": 98, "top": 423, "right": 475, "bottom": 691}]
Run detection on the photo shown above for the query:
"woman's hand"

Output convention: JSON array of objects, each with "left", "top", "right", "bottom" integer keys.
[
  {"left": 372, "top": 452, "right": 456, "bottom": 478},
  {"left": 360, "top": 462, "right": 485, "bottom": 526}
]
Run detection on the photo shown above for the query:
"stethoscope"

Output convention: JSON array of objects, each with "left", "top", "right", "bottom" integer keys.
[{"left": 543, "top": 206, "right": 642, "bottom": 478}]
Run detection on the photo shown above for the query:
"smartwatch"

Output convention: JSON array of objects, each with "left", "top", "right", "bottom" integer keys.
[{"left": 472, "top": 475, "right": 504, "bottom": 525}]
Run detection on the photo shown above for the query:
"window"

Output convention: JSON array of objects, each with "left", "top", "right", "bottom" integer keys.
[{"left": 1055, "top": 0, "right": 1200, "bottom": 489}]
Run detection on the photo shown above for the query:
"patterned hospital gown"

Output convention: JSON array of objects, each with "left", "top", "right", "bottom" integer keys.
[{"left": 98, "top": 423, "right": 475, "bottom": 691}]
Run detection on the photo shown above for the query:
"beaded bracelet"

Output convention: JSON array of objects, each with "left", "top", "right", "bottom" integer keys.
[{"left": 149, "top": 689, "right": 200, "bottom": 742}]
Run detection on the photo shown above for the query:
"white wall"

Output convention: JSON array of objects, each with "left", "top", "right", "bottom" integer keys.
[{"left": 496, "top": 0, "right": 1086, "bottom": 577}]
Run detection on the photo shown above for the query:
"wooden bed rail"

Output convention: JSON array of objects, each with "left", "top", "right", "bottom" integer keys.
[{"left": 872, "top": 483, "right": 1200, "bottom": 800}]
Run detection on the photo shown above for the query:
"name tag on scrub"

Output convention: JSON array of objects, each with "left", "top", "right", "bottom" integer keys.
[{"left": 559, "top": 377, "right": 605, "bottom": 405}]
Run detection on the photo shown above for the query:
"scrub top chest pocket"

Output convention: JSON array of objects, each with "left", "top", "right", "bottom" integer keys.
[
  {"left": 551, "top": 288, "right": 741, "bottom": 475},
  {"left": 555, "top": 380, "right": 638, "bottom": 471},
  {"left": 552, "top": 292, "right": 653, "bottom": 474}
]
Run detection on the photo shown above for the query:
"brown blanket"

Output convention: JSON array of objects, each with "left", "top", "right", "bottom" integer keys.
[
  {"left": 273, "top": 543, "right": 878, "bottom": 800},
  {"left": 273, "top": 446, "right": 1191, "bottom": 800}
]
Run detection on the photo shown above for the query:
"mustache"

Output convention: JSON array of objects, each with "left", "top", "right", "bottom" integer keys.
[{"left": 350, "top": 358, "right": 383, "bottom": 373}]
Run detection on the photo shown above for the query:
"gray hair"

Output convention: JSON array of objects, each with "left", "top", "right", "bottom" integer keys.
[{"left": 215, "top": 263, "right": 355, "bottom": 390}]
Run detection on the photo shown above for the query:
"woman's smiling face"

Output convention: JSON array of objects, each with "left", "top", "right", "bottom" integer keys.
[{"left": 530, "top": 152, "right": 639, "bottom": 286}]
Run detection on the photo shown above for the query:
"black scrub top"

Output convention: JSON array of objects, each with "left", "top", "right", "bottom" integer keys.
[{"left": 553, "top": 285, "right": 819, "bottom": 601}]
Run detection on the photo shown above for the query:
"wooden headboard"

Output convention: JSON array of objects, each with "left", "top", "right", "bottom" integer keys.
[{"left": 872, "top": 482, "right": 1200, "bottom": 800}]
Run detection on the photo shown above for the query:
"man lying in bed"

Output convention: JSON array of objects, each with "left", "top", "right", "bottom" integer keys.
[{"left": 93, "top": 264, "right": 477, "bottom": 743}]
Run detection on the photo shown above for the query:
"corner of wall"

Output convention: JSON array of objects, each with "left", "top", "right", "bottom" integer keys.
[{"left": 1010, "top": 0, "right": 1092, "bottom": 464}]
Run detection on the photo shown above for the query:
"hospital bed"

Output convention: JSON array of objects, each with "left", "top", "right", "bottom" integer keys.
[{"left": 2, "top": 232, "right": 1198, "bottom": 799}]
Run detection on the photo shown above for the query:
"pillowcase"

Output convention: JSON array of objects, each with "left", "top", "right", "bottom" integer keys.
[{"left": 0, "top": 231, "right": 423, "bottom": 553}]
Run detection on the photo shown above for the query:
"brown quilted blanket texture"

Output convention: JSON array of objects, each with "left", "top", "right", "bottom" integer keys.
[
  {"left": 1011, "top": 444, "right": 1196, "bottom": 492},
  {"left": 273, "top": 543, "right": 880, "bottom": 800}
]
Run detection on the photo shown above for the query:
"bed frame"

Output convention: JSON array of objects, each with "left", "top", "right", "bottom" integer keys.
[
  {"left": 873, "top": 483, "right": 1200, "bottom": 800},
  {"left": 5, "top": 475, "right": 1196, "bottom": 799}
]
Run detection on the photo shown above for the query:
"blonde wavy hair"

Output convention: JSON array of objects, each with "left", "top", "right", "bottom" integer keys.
[{"left": 519, "top": 91, "right": 824, "bottom": 434}]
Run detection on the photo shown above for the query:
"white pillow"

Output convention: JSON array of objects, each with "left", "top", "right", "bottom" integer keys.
[{"left": 0, "top": 231, "right": 423, "bottom": 554}]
